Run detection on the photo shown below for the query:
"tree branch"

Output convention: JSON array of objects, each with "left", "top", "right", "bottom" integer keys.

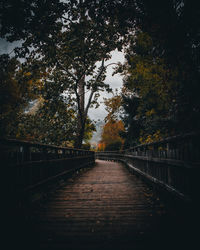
[
  {"left": 83, "top": 58, "right": 107, "bottom": 119},
  {"left": 56, "top": 60, "right": 78, "bottom": 81},
  {"left": 94, "top": 58, "right": 105, "bottom": 84},
  {"left": 105, "top": 62, "right": 118, "bottom": 68},
  {"left": 84, "top": 90, "right": 94, "bottom": 119}
]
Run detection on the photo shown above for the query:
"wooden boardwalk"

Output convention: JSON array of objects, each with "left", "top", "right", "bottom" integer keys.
[{"left": 10, "top": 160, "right": 197, "bottom": 250}]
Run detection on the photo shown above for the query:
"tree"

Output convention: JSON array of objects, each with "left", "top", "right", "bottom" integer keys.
[
  {"left": 98, "top": 92, "right": 125, "bottom": 150},
  {"left": 0, "top": 0, "right": 65, "bottom": 44},
  {"left": 0, "top": 54, "right": 37, "bottom": 137},
  {"left": 121, "top": 94, "right": 141, "bottom": 147},
  {"left": 118, "top": 0, "right": 200, "bottom": 132},
  {"left": 117, "top": 32, "right": 180, "bottom": 144},
  {"left": 97, "top": 142, "right": 105, "bottom": 151},
  {"left": 17, "top": 98, "right": 77, "bottom": 146},
  {"left": 83, "top": 118, "right": 96, "bottom": 144},
  {"left": 0, "top": 1, "right": 131, "bottom": 148},
  {"left": 104, "top": 91, "right": 123, "bottom": 123},
  {"left": 4, "top": 0, "right": 199, "bottom": 147},
  {"left": 28, "top": 1, "right": 127, "bottom": 148},
  {"left": 100, "top": 120, "right": 125, "bottom": 151}
]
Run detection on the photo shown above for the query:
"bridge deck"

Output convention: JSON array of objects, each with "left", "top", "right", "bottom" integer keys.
[{"left": 11, "top": 160, "right": 196, "bottom": 250}]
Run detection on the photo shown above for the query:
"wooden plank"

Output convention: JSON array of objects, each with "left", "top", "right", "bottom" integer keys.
[{"left": 11, "top": 160, "right": 197, "bottom": 250}]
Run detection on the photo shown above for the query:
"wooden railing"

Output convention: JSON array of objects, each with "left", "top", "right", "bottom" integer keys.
[
  {"left": 1, "top": 138, "right": 95, "bottom": 204},
  {"left": 96, "top": 132, "right": 200, "bottom": 202}
]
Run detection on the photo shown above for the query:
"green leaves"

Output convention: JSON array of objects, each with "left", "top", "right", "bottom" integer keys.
[
  {"left": 17, "top": 98, "right": 76, "bottom": 146},
  {"left": 118, "top": 31, "right": 182, "bottom": 145},
  {"left": 0, "top": 54, "right": 38, "bottom": 137}
]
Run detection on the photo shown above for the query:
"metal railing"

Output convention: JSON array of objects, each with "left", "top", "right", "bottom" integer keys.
[{"left": 96, "top": 132, "right": 200, "bottom": 202}]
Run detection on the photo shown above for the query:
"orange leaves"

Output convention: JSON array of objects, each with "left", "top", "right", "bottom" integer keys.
[
  {"left": 97, "top": 142, "right": 105, "bottom": 151},
  {"left": 100, "top": 92, "right": 125, "bottom": 151},
  {"left": 100, "top": 120, "right": 125, "bottom": 150}
]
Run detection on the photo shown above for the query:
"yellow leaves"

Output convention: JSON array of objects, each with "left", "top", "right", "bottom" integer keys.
[
  {"left": 139, "top": 130, "right": 164, "bottom": 144},
  {"left": 139, "top": 135, "right": 154, "bottom": 144},
  {"left": 145, "top": 108, "right": 156, "bottom": 117},
  {"left": 24, "top": 72, "right": 31, "bottom": 77},
  {"left": 104, "top": 93, "right": 122, "bottom": 122},
  {"left": 154, "top": 131, "right": 161, "bottom": 140},
  {"left": 34, "top": 79, "right": 44, "bottom": 90},
  {"left": 69, "top": 112, "right": 75, "bottom": 119},
  {"left": 134, "top": 61, "right": 163, "bottom": 86},
  {"left": 101, "top": 120, "right": 125, "bottom": 149}
]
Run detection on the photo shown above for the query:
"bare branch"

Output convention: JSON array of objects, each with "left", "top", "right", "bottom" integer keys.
[
  {"left": 84, "top": 90, "right": 94, "bottom": 118},
  {"left": 105, "top": 62, "right": 119, "bottom": 68},
  {"left": 83, "top": 61, "right": 119, "bottom": 118},
  {"left": 61, "top": 16, "right": 72, "bottom": 23},
  {"left": 93, "top": 58, "right": 105, "bottom": 84}
]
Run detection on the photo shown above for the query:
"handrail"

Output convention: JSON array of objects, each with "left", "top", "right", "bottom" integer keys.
[
  {"left": 96, "top": 132, "right": 200, "bottom": 202},
  {"left": 1, "top": 138, "right": 95, "bottom": 202},
  {"left": 96, "top": 132, "right": 200, "bottom": 163},
  {"left": 0, "top": 138, "right": 94, "bottom": 164},
  {"left": 0, "top": 138, "right": 91, "bottom": 152}
]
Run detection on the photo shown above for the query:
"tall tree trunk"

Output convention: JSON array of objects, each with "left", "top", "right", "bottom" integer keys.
[
  {"left": 74, "top": 122, "right": 86, "bottom": 149},
  {"left": 74, "top": 75, "right": 86, "bottom": 148},
  {"left": 74, "top": 58, "right": 105, "bottom": 148}
]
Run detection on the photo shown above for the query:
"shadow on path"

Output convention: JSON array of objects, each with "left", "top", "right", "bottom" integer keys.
[{"left": 7, "top": 160, "right": 198, "bottom": 250}]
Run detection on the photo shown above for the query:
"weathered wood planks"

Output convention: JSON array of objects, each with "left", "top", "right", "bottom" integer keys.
[{"left": 13, "top": 160, "right": 197, "bottom": 250}]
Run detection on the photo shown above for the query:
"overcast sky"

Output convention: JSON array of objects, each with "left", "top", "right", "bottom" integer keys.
[
  {"left": 88, "top": 49, "right": 125, "bottom": 121},
  {"left": 0, "top": 38, "right": 20, "bottom": 55}
]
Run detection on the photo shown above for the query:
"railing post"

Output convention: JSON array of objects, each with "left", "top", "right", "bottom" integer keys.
[
  {"left": 42, "top": 147, "right": 47, "bottom": 160},
  {"left": 166, "top": 142, "right": 170, "bottom": 158},
  {"left": 21, "top": 145, "right": 31, "bottom": 162},
  {"left": 167, "top": 165, "right": 172, "bottom": 186}
]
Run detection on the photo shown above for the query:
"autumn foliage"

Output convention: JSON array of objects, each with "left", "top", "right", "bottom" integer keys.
[{"left": 99, "top": 120, "right": 125, "bottom": 151}]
